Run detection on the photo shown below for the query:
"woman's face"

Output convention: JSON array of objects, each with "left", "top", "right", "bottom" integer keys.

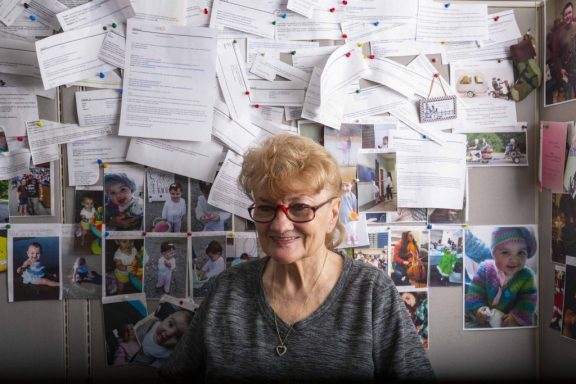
[
  {"left": 402, "top": 293, "right": 417, "bottom": 308},
  {"left": 407, "top": 232, "right": 414, "bottom": 243},
  {"left": 253, "top": 188, "right": 339, "bottom": 265}
]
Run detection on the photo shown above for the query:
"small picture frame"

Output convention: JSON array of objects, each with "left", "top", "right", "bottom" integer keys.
[{"left": 419, "top": 95, "right": 457, "bottom": 123}]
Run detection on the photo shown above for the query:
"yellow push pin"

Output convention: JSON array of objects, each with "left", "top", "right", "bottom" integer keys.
[
  {"left": 357, "top": 42, "right": 364, "bottom": 48},
  {"left": 102, "top": 162, "right": 109, "bottom": 169},
  {"left": 36, "top": 120, "right": 44, "bottom": 127}
]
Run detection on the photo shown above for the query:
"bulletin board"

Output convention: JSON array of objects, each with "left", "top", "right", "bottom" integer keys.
[{"left": 0, "top": 2, "right": 561, "bottom": 383}]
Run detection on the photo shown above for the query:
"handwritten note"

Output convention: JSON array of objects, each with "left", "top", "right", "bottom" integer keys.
[{"left": 540, "top": 121, "right": 568, "bottom": 193}]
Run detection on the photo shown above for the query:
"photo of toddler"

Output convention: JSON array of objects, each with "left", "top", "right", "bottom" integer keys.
[
  {"left": 105, "top": 171, "right": 144, "bottom": 231},
  {"left": 161, "top": 182, "right": 187, "bottom": 232}
]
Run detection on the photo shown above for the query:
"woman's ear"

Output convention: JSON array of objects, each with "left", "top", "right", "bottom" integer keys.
[{"left": 328, "top": 198, "right": 340, "bottom": 231}]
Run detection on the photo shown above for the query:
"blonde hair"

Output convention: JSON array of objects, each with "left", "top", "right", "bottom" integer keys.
[{"left": 239, "top": 134, "right": 344, "bottom": 248}]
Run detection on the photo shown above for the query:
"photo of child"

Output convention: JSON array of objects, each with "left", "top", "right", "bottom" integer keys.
[
  {"left": 144, "top": 237, "right": 187, "bottom": 299},
  {"left": 464, "top": 226, "right": 538, "bottom": 329},
  {"left": 191, "top": 179, "right": 232, "bottom": 232},
  {"left": 9, "top": 165, "right": 53, "bottom": 217},
  {"left": 193, "top": 236, "right": 226, "bottom": 299},
  {"left": 339, "top": 181, "right": 359, "bottom": 246},
  {"left": 133, "top": 299, "right": 195, "bottom": 367},
  {"left": 390, "top": 230, "right": 429, "bottom": 290},
  {"left": 74, "top": 189, "right": 104, "bottom": 253},
  {"left": 10, "top": 237, "right": 60, "bottom": 301},
  {"left": 105, "top": 238, "right": 144, "bottom": 296},
  {"left": 104, "top": 166, "right": 145, "bottom": 231},
  {"left": 112, "top": 323, "right": 140, "bottom": 365},
  {"left": 145, "top": 172, "right": 189, "bottom": 233},
  {"left": 401, "top": 291, "right": 429, "bottom": 349}
]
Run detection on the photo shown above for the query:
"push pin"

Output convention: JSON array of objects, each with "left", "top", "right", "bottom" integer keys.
[
  {"left": 0, "top": 79, "right": 6, "bottom": 86},
  {"left": 117, "top": 88, "right": 123, "bottom": 94},
  {"left": 245, "top": 90, "right": 250, "bottom": 96},
  {"left": 272, "top": 20, "right": 276, "bottom": 25},
  {"left": 97, "top": 159, "right": 103, "bottom": 165},
  {"left": 102, "top": 162, "right": 109, "bottom": 169},
  {"left": 179, "top": 300, "right": 184, "bottom": 305},
  {"left": 357, "top": 42, "right": 363, "bottom": 48},
  {"left": 427, "top": 224, "right": 433, "bottom": 229},
  {"left": 369, "top": 54, "right": 375, "bottom": 59},
  {"left": 422, "top": 134, "right": 428, "bottom": 139},
  {"left": 373, "top": 21, "right": 380, "bottom": 27},
  {"left": 434, "top": 73, "right": 439, "bottom": 78},
  {"left": 254, "top": 104, "right": 260, "bottom": 109},
  {"left": 98, "top": 72, "right": 105, "bottom": 79},
  {"left": 17, "top": 136, "right": 24, "bottom": 142},
  {"left": 4, "top": 224, "right": 10, "bottom": 229},
  {"left": 341, "top": 33, "right": 348, "bottom": 39},
  {"left": 105, "top": 231, "right": 110, "bottom": 237},
  {"left": 440, "top": 41, "right": 446, "bottom": 45},
  {"left": 329, "top": 7, "right": 336, "bottom": 12},
  {"left": 103, "top": 26, "right": 107, "bottom": 31},
  {"left": 493, "top": 15, "right": 500, "bottom": 21},
  {"left": 444, "top": 3, "right": 450, "bottom": 8},
  {"left": 142, "top": 231, "right": 147, "bottom": 236},
  {"left": 281, "top": 13, "right": 288, "bottom": 19},
  {"left": 36, "top": 120, "right": 43, "bottom": 127},
  {"left": 342, "top": 0, "right": 348, "bottom": 4},
  {"left": 431, "top": 57, "right": 437, "bottom": 63},
  {"left": 345, "top": 52, "right": 351, "bottom": 57},
  {"left": 187, "top": 231, "right": 192, "bottom": 237},
  {"left": 291, "top": 50, "right": 296, "bottom": 55},
  {"left": 203, "top": 8, "right": 209, "bottom": 14},
  {"left": 29, "top": 15, "right": 37, "bottom": 21},
  {"left": 355, "top": 89, "right": 360, "bottom": 94},
  {"left": 462, "top": 223, "right": 468, "bottom": 228},
  {"left": 111, "top": 22, "right": 117, "bottom": 28},
  {"left": 24, "top": 3, "right": 29, "bottom": 8}
]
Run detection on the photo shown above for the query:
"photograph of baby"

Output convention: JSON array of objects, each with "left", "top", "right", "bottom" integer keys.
[
  {"left": 192, "top": 234, "right": 227, "bottom": 299},
  {"left": 226, "top": 232, "right": 258, "bottom": 267},
  {"left": 428, "top": 229, "right": 464, "bottom": 287},
  {"left": 73, "top": 188, "right": 104, "bottom": 253},
  {"left": 104, "top": 236, "right": 144, "bottom": 297},
  {"left": 389, "top": 229, "right": 429, "bottom": 291},
  {"left": 103, "top": 294, "right": 147, "bottom": 366},
  {"left": 62, "top": 224, "right": 102, "bottom": 300},
  {"left": 464, "top": 225, "right": 538, "bottom": 329},
  {"left": 145, "top": 170, "right": 189, "bottom": 233},
  {"left": 190, "top": 178, "right": 232, "bottom": 232},
  {"left": 9, "top": 164, "right": 53, "bottom": 217},
  {"left": 10, "top": 236, "right": 60, "bottom": 301},
  {"left": 359, "top": 119, "right": 397, "bottom": 151},
  {"left": 143, "top": 236, "right": 188, "bottom": 299},
  {"left": 133, "top": 296, "right": 196, "bottom": 367},
  {"left": 323, "top": 125, "right": 362, "bottom": 167},
  {"left": 357, "top": 152, "right": 396, "bottom": 213},
  {"left": 104, "top": 164, "right": 145, "bottom": 231}
]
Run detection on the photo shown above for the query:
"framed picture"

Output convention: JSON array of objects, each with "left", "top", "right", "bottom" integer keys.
[{"left": 419, "top": 95, "right": 457, "bottom": 123}]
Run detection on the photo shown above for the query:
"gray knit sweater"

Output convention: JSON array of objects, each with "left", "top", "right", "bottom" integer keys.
[{"left": 158, "top": 254, "right": 434, "bottom": 383}]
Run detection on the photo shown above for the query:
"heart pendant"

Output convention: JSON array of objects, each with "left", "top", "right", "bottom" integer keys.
[{"left": 276, "top": 345, "right": 287, "bottom": 356}]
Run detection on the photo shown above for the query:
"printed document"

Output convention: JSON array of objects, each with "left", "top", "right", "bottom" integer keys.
[
  {"left": 56, "top": 0, "right": 135, "bottom": 31},
  {"left": 75, "top": 89, "right": 121, "bottom": 127},
  {"left": 118, "top": 19, "right": 218, "bottom": 141},
  {"left": 0, "top": 88, "right": 39, "bottom": 137},
  {"left": 416, "top": 0, "right": 488, "bottom": 42}
]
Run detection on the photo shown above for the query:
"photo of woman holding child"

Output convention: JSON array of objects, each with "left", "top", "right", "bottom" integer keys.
[{"left": 464, "top": 225, "right": 538, "bottom": 329}]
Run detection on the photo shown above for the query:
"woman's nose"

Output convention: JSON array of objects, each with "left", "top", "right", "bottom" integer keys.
[{"left": 269, "top": 207, "right": 294, "bottom": 230}]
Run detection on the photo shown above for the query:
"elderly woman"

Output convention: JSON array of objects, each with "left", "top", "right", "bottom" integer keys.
[{"left": 158, "top": 134, "right": 434, "bottom": 382}]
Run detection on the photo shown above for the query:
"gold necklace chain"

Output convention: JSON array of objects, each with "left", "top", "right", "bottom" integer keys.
[{"left": 271, "top": 249, "right": 329, "bottom": 356}]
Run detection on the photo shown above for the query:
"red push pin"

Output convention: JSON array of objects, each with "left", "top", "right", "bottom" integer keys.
[
  {"left": 254, "top": 104, "right": 260, "bottom": 108},
  {"left": 187, "top": 231, "right": 192, "bottom": 237},
  {"left": 245, "top": 90, "right": 250, "bottom": 96},
  {"left": 17, "top": 136, "right": 24, "bottom": 142},
  {"left": 431, "top": 57, "right": 437, "bottom": 63},
  {"left": 345, "top": 52, "right": 351, "bottom": 57},
  {"left": 434, "top": 73, "right": 440, "bottom": 78},
  {"left": 329, "top": 7, "right": 335, "bottom": 12},
  {"left": 493, "top": 15, "right": 500, "bottom": 21},
  {"left": 142, "top": 231, "right": 147, "bottom": 236},
  {"left": 342, "top": 0, "right": 348, "bottom": 4},
  {"left": 369, "top": 54, "right": 375, "bottom": 59},
  {"left": 341, "top": 33, "right": 348, "bottom": 39},
  {"left": 203, "top": 8, "right": 209, "bottom": 14},
  {"left": 179, "top": 300, "right": 184, "bottom": 305}
]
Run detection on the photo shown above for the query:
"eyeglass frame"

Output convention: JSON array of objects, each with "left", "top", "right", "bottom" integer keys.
[{"left": 247, "top": 196, "right": 338, "bottom": 223}]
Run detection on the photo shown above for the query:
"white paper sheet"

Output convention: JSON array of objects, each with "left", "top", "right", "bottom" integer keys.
[
  {"left": 291, "top": 45, "right": 338, "bottom": 72},
  {"left": 371, "top": 40, "right": 445, "bottom": 60},
  {"left": 0, "top": 7, "right": 54, "bottom": 38},
  {"left": 75, "top": 89, "right": 121, "bottom": 127},
  {"left": 320, "top": 43, "right": 367, "bottom": 100},
  {"left": 395, "top": 130, "right": 466, "bottom": 209},
  {"left": 479, "top": 10, "right": 521, "bottom": 47},
  {"left": 0, "top": 38, "right": 40, "bottom": 78},
  {"left": 131, "top": 0, "right": 187, "bottom": 25},
  {"left": 0, "top": 88, "right": 39, "bottom": 137},
  {"left": 56, "top": 0, "right": 135, "bottom": 31},
  {"left": 209, "top": 0, "right": 276, "bottom": 39},
  {"left": 26, "top": 120, "right": 113, "bottom": 165},
  {"left": 250, "top": 53, "right": 310, "bottom": 84},
  {"left": 185, "top": 0, "right": 212, "bottom": 27},
  {"left": 249, "top": 79, "right": 306, "bottom": 106},
  {"left": 66, "top": 135, "right": 129, "bottom": 186},
  {"left": 118, "top": 19, "right": 217, "bottom": 142},
  {"left": 68, "top": 70, "right": 122, "bottom": 89},
  {"left": 35, "top": 25, "right": 115, "bottom": 89},
  {"left": 450, "top": 59, "right": 517, "bottom": 131},
  {"left": 246, "top": 38, "right": 318, "bottom": 68},
  {"left": 22, "top": 0, "right": 68, "bottom": 30},
  {"left": 216, "top": 40, "right": 252, "bottom": 121},
  {"left": 0, "top": 74, "right": 56, "bottom": 99},
  {"left": 301, "top": 66, "right": 346, "bottom": 129},
  {"left": 342, "top": 85, "right": 406, "bottom": 122},
  {"left": 98, "top": 24, "right": 126, "bottom": 69},
  {"left": 207, "top": 150, "right": 252, "bottom": 221},
  {"left": 0, "top": 0, "right": 24, "bottom": 26},
  {"left": 444, "top": 39, "right": 512, "bottom": 64},
  {"left": 275, "top": 10, "right": 341, "bottom": 40},
  {"left": 0, "top": 149, "right": 31, "bottom": 180},
  {"left": 416, "top": 0, "right": 488, "bottom": 42},
  {"left": 126, "top": 137, "right": 223, "bottom": 183}
]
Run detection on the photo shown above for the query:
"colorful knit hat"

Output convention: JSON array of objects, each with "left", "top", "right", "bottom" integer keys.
[{"left": 491, "top": 226, "right": 537, "bottom": 258}]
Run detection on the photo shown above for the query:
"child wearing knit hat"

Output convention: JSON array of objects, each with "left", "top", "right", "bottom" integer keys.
[{"left": 465, "top": 226, "right": 537, "bottom": 328}]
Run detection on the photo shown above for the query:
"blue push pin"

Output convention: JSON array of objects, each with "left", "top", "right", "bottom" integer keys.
[
  {"left": 29, "top": 15, "right": 37, "bottom": 21},
  {"left": 97, "top": 159, "right": 103, "bottom": 165},
  {"left": 105, "top": 231, "right": 110, "bottom": 237},
  {"left": 117, "top": 88, "right": 123, "bottom": 94},
  {"left": 373, "top": 21, "right": 380, "bottom": 27},
  {"left": 422, "top": 134, "right": 428, "bottom": 140},
  {"left": 444, "top": 3, "right": 450, "bottom": 8},
  {"left": 281, "top": 13, "right": 288, "bottom": 19},
  {"left": 98, "top": 72, "right": 105, "bottom": 79},
  {"left": 427, "top": 224, "right": 433, "bottom": 230}
]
